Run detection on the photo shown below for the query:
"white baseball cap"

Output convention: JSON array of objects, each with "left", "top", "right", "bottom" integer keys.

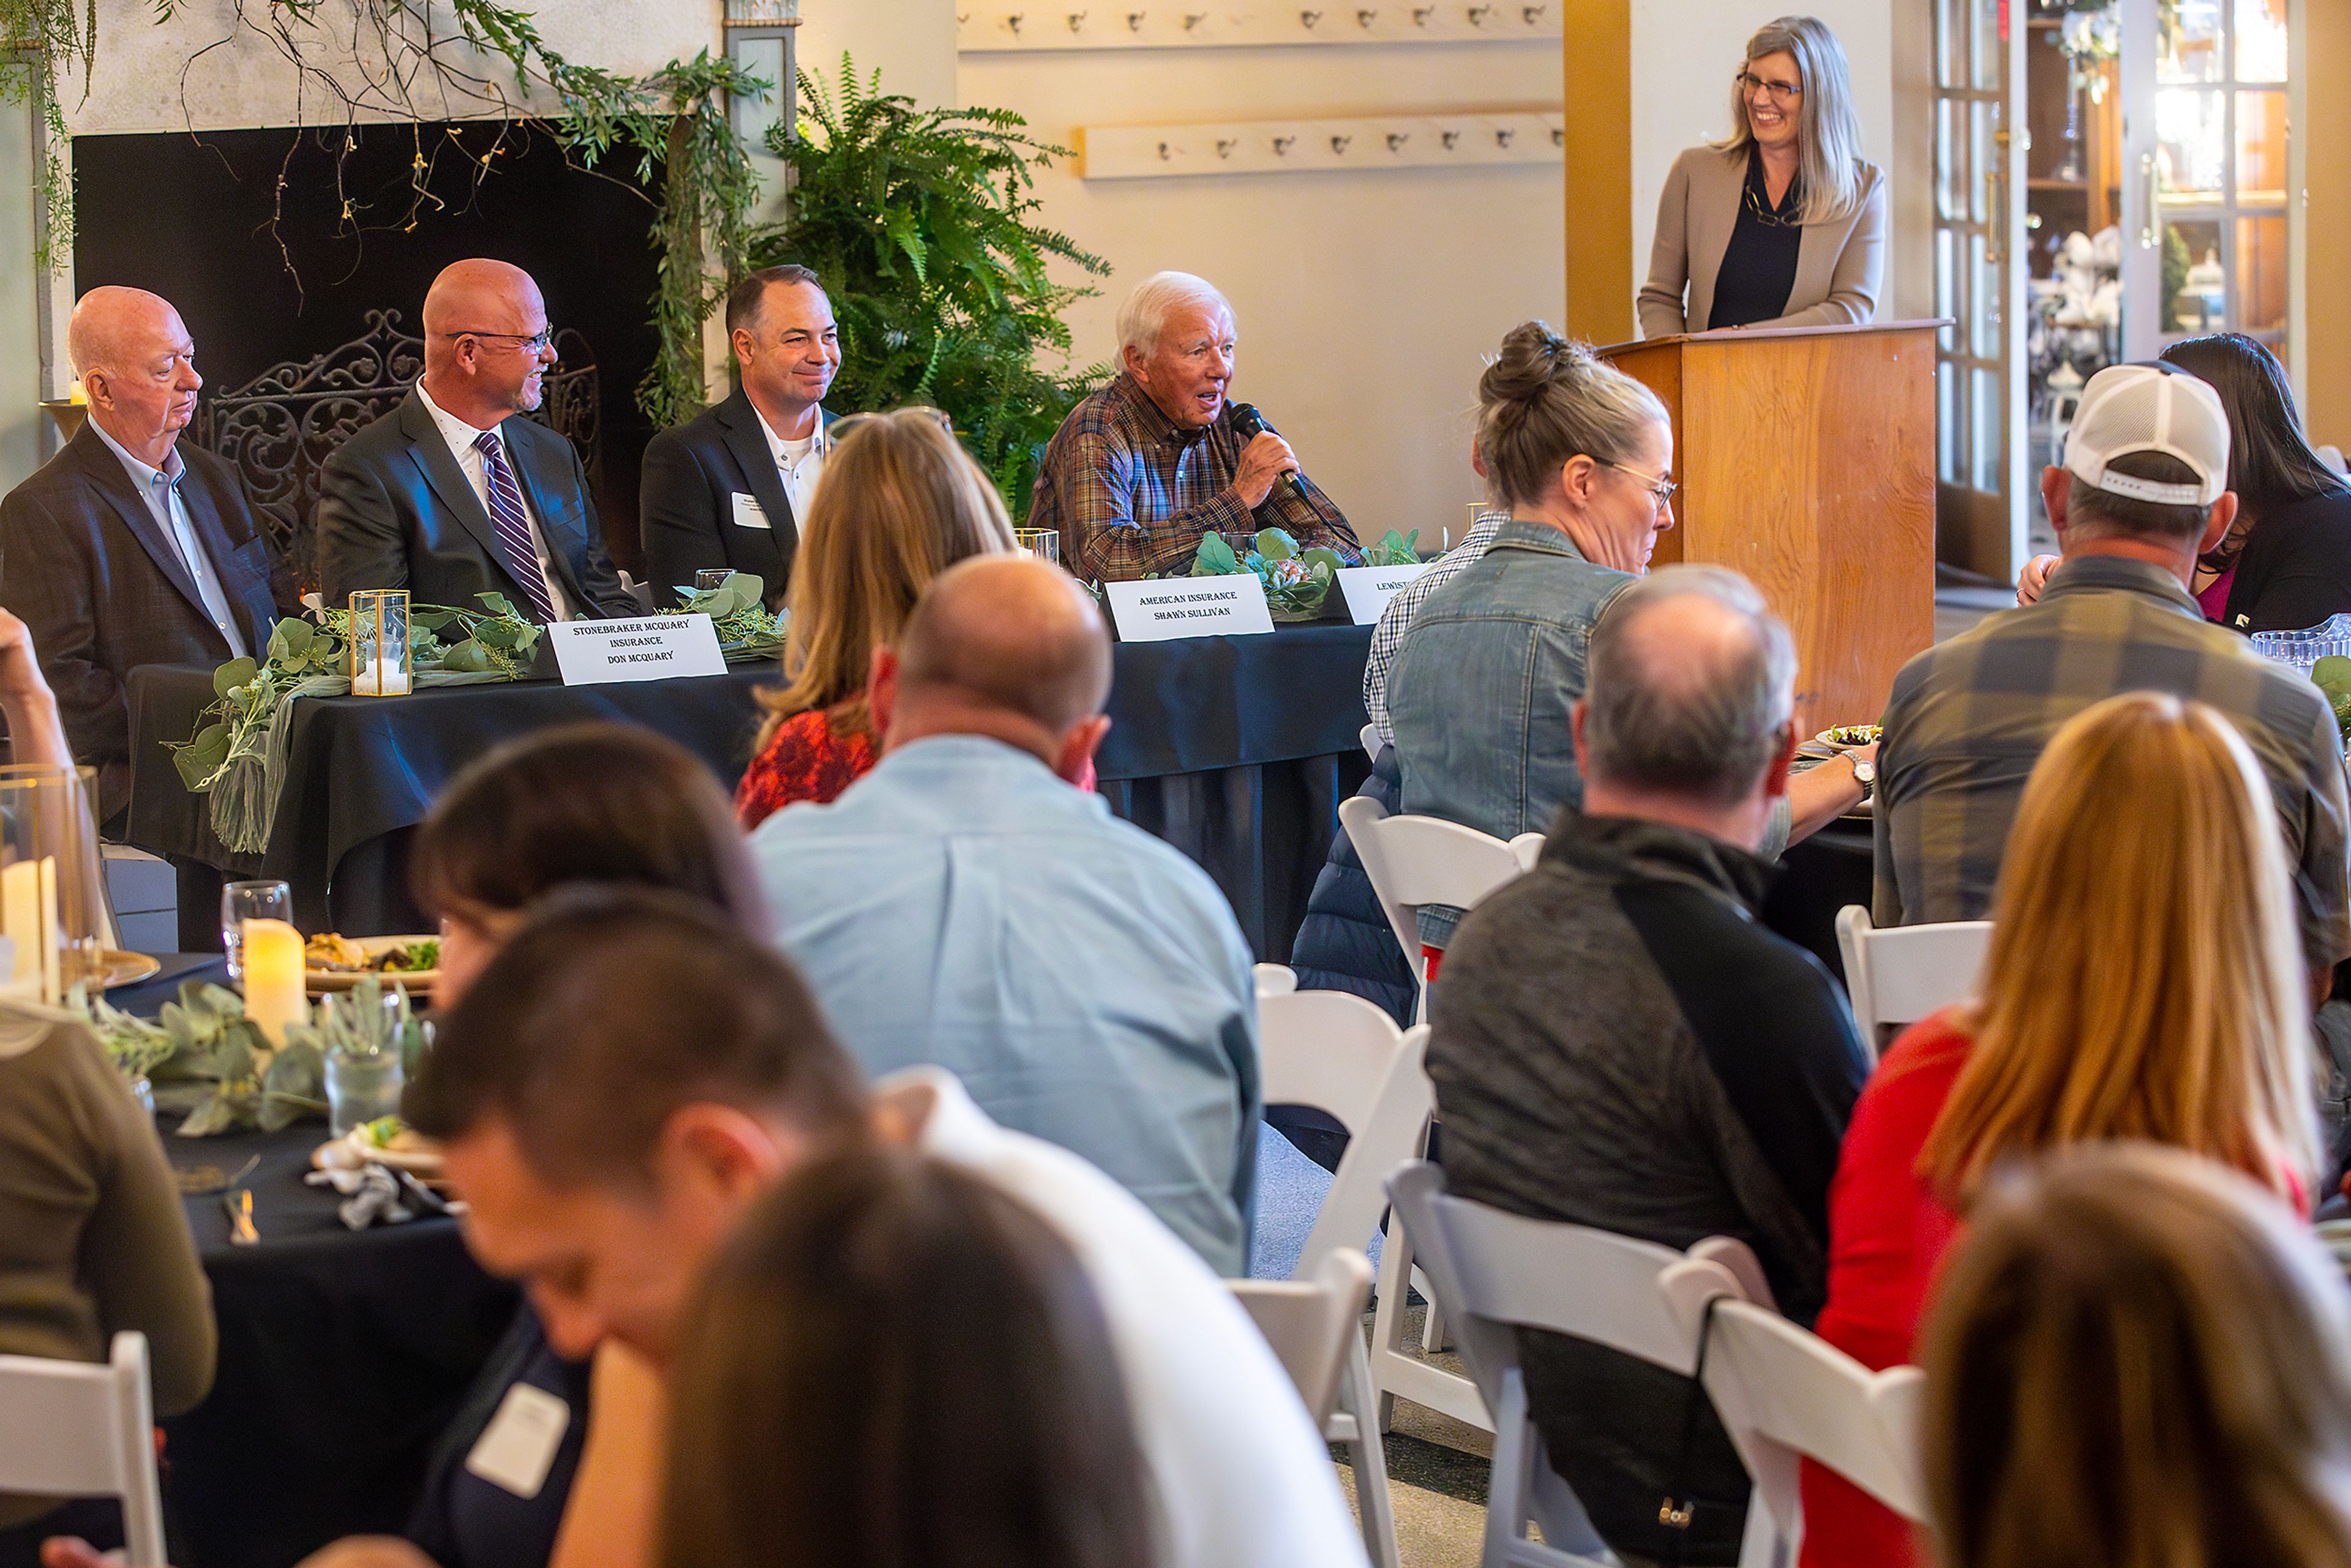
[{"left": 2063, "top": 362, "right": 2231, "bottom": 507}]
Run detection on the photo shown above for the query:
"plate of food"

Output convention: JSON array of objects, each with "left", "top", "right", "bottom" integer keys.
[
  {"left": 304, "top": 932, "right": 440, "bottom": 997},
  {"left": 97, "top": 950, "right": 162, "bottom": 989},
  {"left": 1813, "top": 724, "right": 1882, "bottom": 752},
  {"left": 312, "top": 1116, "right": 445, "bottom": 1182}
]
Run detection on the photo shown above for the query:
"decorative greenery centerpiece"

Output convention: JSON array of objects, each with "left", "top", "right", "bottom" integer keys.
[
  {"left": 659, "top": 572, "right": 786, "bottom": 662},
  {"left": 754, "top": 58, "right": 1112, "bottom": 514},
  {"left": 77, "top": 976, "right": 426, "bottom": 1138},
  {"left": 1188, "top": 527, "right": 1421, "bottom": 621},
  {"left": 2311, "top": 656, "right": 2351, "bottom": 752}
]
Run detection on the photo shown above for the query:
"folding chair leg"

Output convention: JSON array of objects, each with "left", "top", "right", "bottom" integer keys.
[
  {"left": 1369, "top": 1208, "right": 1415, "bottom": 1431},
  {"left": 1337, "top": 1336, "right": 1402, "bottom": 1568},
  {"left": 1483, "top": 1370, "right": 1540, "bottom": 1565},
  {"left": 1420, "top": 1286, "right": 1449, "bottom": 1354}
]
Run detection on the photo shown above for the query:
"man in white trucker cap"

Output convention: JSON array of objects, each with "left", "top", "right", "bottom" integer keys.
[{"left": 1873, "top": 362, "right": 2351, "bottom": 996}]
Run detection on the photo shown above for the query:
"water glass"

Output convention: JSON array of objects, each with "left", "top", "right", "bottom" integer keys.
[
  {"left": 326, "top": 1043, "right": 405, "bottom": 1138},
  {"left": 1013, "top": 528, "right": 1060, "bottom": 566},
  {"left": 694, "top": 569, "right": 733, "bottom": 594},
  {"left": 220, "top": 880, "right": 292, "bottom": 979}
]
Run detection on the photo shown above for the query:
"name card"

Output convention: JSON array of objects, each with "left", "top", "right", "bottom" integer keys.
[
  {"left": 547, "top": 615, "right": 729, "bottom": 685},
  {"left": 1335, "top": 563, "right": 1430, "bottom": 626},
  {"left": 1103, "top": 575, "right": 1276, "bottom": 642}
]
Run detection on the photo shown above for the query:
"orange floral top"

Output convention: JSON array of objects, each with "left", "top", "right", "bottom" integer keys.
[{"left": 735, "top": 708, "right": 878, "bottom": 830}]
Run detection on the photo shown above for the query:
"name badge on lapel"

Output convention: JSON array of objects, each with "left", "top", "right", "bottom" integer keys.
[{"left": 732, "top": 493, "right": 773, "bottom": 531}]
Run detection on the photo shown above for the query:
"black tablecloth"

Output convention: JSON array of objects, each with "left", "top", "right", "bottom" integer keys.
[
  {"left": 123, "top": 622, "right": 1374, "bottom": 960},
  {"left": 127, "top": 956, "right": 513, "bottom": 1568},
  {"left": 1762, "top": 823, "right": 1875, "bottom": 983}
]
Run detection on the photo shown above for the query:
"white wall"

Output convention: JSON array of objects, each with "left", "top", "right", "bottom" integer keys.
[
  {"left": 1627, "top": 0, "right": 1894, "bottom": 307},
  {"left": 959, "top": 42, "right": 1565, "bottom": 541},
  {"left": 0, "top": 103, "right": 42, "bottom": 492}
]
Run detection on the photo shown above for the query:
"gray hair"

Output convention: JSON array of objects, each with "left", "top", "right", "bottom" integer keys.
[
  {"left": 1116, "top": 271, "right": 1232, "bottom": 358},
  {"left": 1583, "top": 565, "right": 1798, "bottom": 807},
  {"left": 1717, "top": 15, "right": 1867, "bottom": 227}
]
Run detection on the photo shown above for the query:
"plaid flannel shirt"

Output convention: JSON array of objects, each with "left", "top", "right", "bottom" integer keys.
[
  {"left": 1029, "top": 374, "right": 1360, "bottom": 582},
  {"left": 1362, "top": 509, "right": 1508, "bottom": 744},
  {"left": 1874, "top": 554, "right": 2351, "bottom": 974}
]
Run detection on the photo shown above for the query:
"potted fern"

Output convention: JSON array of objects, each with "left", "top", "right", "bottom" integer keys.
[{"left": 755, "top": 57, "right": 1112, "bottom": 516}]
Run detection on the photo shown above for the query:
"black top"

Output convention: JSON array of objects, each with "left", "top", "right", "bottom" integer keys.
[
  {"left": 1708, "top": 145, "right": 1804, "bottom": 330},
  {"left": 2216, "top": 486, "right": 2351, "bottom": 634}
]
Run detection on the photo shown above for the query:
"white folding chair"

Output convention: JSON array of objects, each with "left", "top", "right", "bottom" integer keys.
[
  {"left": 1388, "top": 1161, "right": 1758, "bottom": 1568},
  {"left": 1254, "top": 961, "right": 1299, "bottom": 998},
  {"left": 0, "top": 1333, "right": 167, "bottom": 1566},
  {"left": 1660, "top": 1272, "right": 1927, "bottom": 1567},
  {"left": 1259, "top": 979, "right": 1428, "bottom": 1566},
  {"left": 1339, "top": 797, "right": 1545, "bottom": 1027},
  {"left": 1834, "top": 906, "right": 1992, "bottom": 1060},
  {"left": 1360, "top": 722, "right": 1384, "bottom": 762},
  {"left": 1232, "top": 1248, "right": 1376, "bottom": 1428}
]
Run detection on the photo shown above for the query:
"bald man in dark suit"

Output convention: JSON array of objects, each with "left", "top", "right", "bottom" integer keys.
[{"left": 0, "top": 287, "right": 281, "bottom": 820}]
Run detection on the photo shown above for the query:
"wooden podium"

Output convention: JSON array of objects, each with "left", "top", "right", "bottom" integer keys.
[{"left": 1597, "top": 320, "right": 1940, "bottom": 735}]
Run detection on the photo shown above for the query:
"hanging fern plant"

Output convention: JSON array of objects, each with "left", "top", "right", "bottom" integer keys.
[
  {"left": 754, "top": 57, "right": 1112, "bottom": 514},
  {"left": 1, "top": 0, "right": 96, "bottom": 266}
]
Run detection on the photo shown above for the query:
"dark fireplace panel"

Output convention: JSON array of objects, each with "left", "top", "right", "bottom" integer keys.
[{"left": 72, "top": 120, "right": 667, "bottom": 577}]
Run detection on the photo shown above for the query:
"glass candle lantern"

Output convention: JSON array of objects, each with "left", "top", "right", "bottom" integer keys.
[
  {"left": 348, "top": 590, "right": 413, "bottom": 696},
  {"left": 0, "top": 763, "right": 113, "bottom": 1004}
]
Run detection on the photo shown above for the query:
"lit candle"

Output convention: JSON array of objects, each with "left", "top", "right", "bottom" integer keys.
[
  {"left": 241, "top": 918, "right": 307, "bottom": 1044},
  {"left": 1, "top": 857, "right": 53, "bottom": 993},
  {"left": 36, "top": 858, "right": 58, "bottom": 1003},
  {"left": 352, "top": 652, "right": 410, "bottom": 696}
]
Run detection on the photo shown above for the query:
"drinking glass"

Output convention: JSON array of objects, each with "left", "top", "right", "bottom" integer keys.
[
  {"left": 220, "top": 880, "right": 291, "bottom": 980},
  {"left": 694, "top": 569, "right": 733, "bottom": 594},
  {"left": 1012, "top": 529, "right": 1060, "bottom": 566},
  {"left": 326, "top": 1042, "right": 405, "bottom": 1138}
]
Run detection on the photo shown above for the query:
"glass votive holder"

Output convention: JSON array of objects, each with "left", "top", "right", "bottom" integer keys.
[
  {"left": 1013, "top": 529, "right": 1062, "bottom": 566},
  {"left": 348, "top": 590, "right": 413, "bottom": 696}
]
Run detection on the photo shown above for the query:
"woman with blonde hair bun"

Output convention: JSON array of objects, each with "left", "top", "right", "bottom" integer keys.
[
  {"left": 1922, "top": 1142, "right": 2351, "bottom": 1568},
  {"left": 735, "top": 408, "right": 1019, "bottom": 827},
  {"left": 1799, "top": 690, "right": 2321, "bottom": 1567}
]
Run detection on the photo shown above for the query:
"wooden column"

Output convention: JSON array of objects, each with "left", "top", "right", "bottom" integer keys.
[{"left": 1562, "top": 0, "right": 1634, "bottom": 344}]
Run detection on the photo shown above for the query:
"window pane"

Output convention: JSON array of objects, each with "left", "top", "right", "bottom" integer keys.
[
  {"left": 2165, "top": 217, "right": 2225, "bottom": 334},
  {"left": 2159, "top": 0, "right": 2225, "bottom": 82},
  {"left": 1973, "top": 0, "right": 2002, "bottom": 93},
  {"left": 2155, "top": 88, "right": 2227, "bottom": 203},
  {"left": 2237, "top": 0, "right": 2289, "bottom": 81},
  {"left": 1938, "top": 361, "right": 1960, "bottom": 481},
  {"left": 2237, "top": 213, "right": 2287, "bottom": 336},
  {"left": 1974, "top": 368, "right": 2003, "bottom": 492},
  {"left": 2237, "top": 89, "right": 2287, "bottom": 203}
]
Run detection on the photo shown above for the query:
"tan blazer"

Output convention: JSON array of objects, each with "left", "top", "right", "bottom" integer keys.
[{"left": 1637, "top": 143, "right": 1888, "bottom": 339}]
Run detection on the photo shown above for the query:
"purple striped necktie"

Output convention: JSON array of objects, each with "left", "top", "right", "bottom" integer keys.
[{"left": 473, "top": 429, "right": 560, "bottom": 623}]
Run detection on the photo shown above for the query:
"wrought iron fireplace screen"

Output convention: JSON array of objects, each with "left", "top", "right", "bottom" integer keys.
[{"left": 193, "top": 309, "right": 601, "bottom": 592}]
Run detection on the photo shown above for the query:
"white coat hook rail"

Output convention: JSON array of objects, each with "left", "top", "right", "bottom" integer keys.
[
  {"left": 1078, "top": 111, "right": 1565, "bottom": 179},
  {"left": 959, "top": 0, "right": 1562, "bottom": 48}
]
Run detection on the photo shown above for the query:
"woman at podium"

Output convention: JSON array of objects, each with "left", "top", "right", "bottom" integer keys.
[{"left": 1637, "top": 15, "right": 1887, "bottom": 337}]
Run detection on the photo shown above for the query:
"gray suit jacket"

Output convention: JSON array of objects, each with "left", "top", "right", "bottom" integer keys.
[
  {"left": 316, "top": 389, "right": 637, "bottom": 621},
  {"left": 0, "top": 424, "right": 283, "bottom": 817},
  {"left": 1637, "top": 143, "right": 1888, "bottom": 339}
]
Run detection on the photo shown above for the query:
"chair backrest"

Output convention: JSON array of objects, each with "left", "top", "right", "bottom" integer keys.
[
  {"left": 1360, "top": 722, "right": 1383, "bottom": 762},
  {"left": 1230, "top": 1248, "right": 1376, "bottom": 1426},
  {"left": 0, "top": 1333, "right": 167, "bottom": 1566},
  {"left": 1657, "top": 1275, "right": 1928, "bottom": 1556},
  {"left": 1254, "top": 961, "right": 1300, "bottom": 998},
  {"left": 1340, "top": 797, "right": 1545, "bottom": 988},
  {"left": 1260, "top": 983, "right": 1406, "bottom": 1136},
  {"left": 1835, "top": 905, "right": 1992, "bottom": 1055},
  {"left": 1291, "top": 1021, "right": 1434, "bottom": 1279}
]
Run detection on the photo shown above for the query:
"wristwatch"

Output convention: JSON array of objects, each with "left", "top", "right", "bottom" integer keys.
[{"left": 1850, "top": 757, "right": 1877, "bottom": 802}]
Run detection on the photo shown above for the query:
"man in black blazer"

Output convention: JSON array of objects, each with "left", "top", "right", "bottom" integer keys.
[
  {"left": 317, "top": 258, "right": 639, "bottom": 623},
  {"left": 639, "top": 264, "right": 841, "bottom": 610},
  {"left": 0, "top": 287, "right": 281, "bottom": 820}
]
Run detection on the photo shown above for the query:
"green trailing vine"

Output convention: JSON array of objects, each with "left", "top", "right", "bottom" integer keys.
[
  {"left": 756, "top": 58, "right": 1112, "bottom": 514},
  {"left": 1, "top": 0, "right": 765, "bottom": 426}
]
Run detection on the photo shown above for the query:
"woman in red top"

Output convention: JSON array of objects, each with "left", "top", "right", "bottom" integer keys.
[
  {"left": 1801, "top": 691, "right": 2321, "bottom": 1568},
  {"left": 735, "top": 410, "right": 1019, "bottom": 828}
]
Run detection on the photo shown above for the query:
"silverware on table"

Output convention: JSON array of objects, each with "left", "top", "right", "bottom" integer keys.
[{"left": 223, "top": 1188, "right": 259, "bottom": 1246}]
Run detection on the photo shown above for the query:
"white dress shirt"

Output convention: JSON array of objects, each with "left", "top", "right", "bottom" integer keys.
[
  {"left": 413, "top": 382, "right": 574, "bottom": 621},
  {"left": 89, "top": 421, "right": 249, "bottom": 659},
  {"left": 888, "top": 1066, "right": 1370, "bottom": 1568},
  {"left": 752, "top": 402, "right": 828, "bottom": 522}
]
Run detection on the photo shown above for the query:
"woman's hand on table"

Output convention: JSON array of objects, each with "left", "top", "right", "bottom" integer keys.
[{"left": 2016, "top": 554, "right": 2060, "bottom": 607}]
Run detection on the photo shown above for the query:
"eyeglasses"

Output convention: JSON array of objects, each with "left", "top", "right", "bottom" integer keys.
[
  {"left": 1606, "top": 460, "right": 1679, "bottom": 511},
  {"left": 1736, "top": 69, "right": 1804, "bottom": 108},
  {"left": 443, "top": 328, "right": 557, "bottom": 354},
  {"left": 830, "top": 407, "right": 956, "bottom": 441}
]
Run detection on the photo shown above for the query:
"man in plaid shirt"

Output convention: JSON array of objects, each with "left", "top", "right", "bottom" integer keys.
[
  {"left": 1876, "top": 364, "right": 2351, "bottom": 983},
  {"left": 1030, "top": 271, "right": 1360, "bottom": 582}
]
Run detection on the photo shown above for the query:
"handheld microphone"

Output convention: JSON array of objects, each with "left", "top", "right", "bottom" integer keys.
[{"left": 1228, "top": 401, "right": 1310, "bottom": 501}]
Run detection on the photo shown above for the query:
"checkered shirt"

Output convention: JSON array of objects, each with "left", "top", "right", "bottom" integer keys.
[
  {"left": 1362, "top": 509, "right": 1509, "bottom": 745},
  {"left": 1029, "top": 373, "right": 1360, "bottom": 582},
  {"left": 1873, "top": 553, "right": 2351, "bottom": 973}
]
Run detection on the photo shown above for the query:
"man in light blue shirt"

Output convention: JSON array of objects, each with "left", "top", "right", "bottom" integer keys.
[{"left": 748, "top": 555, "right": 1261, "bottom": 1275}]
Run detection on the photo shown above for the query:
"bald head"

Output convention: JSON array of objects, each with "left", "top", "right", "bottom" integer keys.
[
  {"left": 67, "top": 287, "right": 200, "bottom": 464},
  {"left": 1582, "top": 566, "right": 1796, "bottom": 808},
  {"left": 893, "top": 557, "right": 1113, "bottom": 744},
  {"left": 420, "top": 260, "right": 552, "bottom": 426}
]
